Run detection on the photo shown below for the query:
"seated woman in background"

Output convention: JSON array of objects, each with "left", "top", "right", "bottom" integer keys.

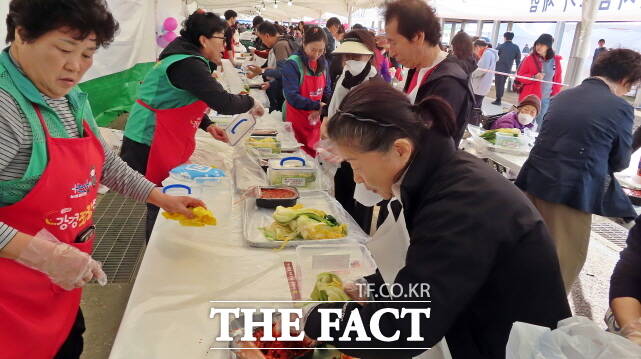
[{"left": 491, "top": 94, "right": 540, "bottom": 131}]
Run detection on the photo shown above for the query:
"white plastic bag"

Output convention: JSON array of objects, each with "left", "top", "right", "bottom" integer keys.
[
  {"left": 506, "top": 316, "right": 641, "bottom": 359},
  {"left": 233, "top": 147, "right": 268, "bottom": 192},
  {"left": 190, "top": 133, "right": 234, "bottom": 171}
]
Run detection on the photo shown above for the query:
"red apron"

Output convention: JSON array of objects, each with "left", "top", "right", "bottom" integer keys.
[
  {"left": 285, "top": 63, "right": 326, "bottom": 157},
  {"left": 138, "top": 99, "right": 209, "bottom": 186},
  {"left": 0, "top": 104, "right": 104, "bottom": 359}
]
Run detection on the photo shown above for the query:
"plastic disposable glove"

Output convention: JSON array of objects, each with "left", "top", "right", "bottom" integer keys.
[
  {"left": 315, "top": 139, "right": 343, "bottom": 164},
  {"left": 249, "top": 102, "right": 265, "bottom": 118},
  {"left": 14, "top": 229, "right": 107, "bottom": 290},
  {"left": 207, "top": 124, "right": 230, "bottom": 143},
  {"left": 308, "top": 110, "right": 321, "bottom": 126}
]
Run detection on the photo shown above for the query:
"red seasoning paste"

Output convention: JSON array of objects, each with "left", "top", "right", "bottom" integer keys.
[{"left": 260, "top": 188, "right": 297, "bottom": 199}]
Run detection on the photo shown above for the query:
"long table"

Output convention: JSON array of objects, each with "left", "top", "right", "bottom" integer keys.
[
  {"left": 108, "top": 62, "right": 351, "bottom": 358},
  {"left": 462, "top": 136, "right": 641, "bottom": 187},
  {"left": 107, "top": 179, "right": 305, "bottom": 358},
  {"left": 462, "top": 136, "right": 641, "bottom": 219}
]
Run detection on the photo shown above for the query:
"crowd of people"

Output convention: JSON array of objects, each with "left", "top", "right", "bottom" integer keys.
[
  {"left": 236, "top": 0, "right": 641, "bottom": 357},
  {"left": 1, "top": 0, "right": 641, "bottom": 358}
]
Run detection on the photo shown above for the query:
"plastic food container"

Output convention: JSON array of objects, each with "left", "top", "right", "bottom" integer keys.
[
  {"left": 246, "top": 136, "right": 281, "bottom": 156},
  {"left": 169, "top": 164, "right": 225, "bottom": 182},
  {"left": 495, "top": 132, "right": 528, "bottom": 149},
  {"left": 267, "top": 157, "right": 316, "bottom": 189},
  {"left": 295, "top": 244, "right": 377, "bottom": 298},
  {"left": 167, "top": 164, "right": 227, "bottom": 197},
  {"left": 227, "top": 312, "right": 315, "bottom": 359},
  {"left": 255, "top": 186, "right": 299, "bottom": 209}
]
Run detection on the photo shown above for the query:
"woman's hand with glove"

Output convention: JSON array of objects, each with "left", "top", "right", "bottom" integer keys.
[
  {"left": 249, "top": 102, "right": 265, "bottom": 118},
  {"left": 10, "top": 230, "right": 107, "bottom": 290},
  {"left": 147, "top": 189, "right": 206, "bottom": 220}
]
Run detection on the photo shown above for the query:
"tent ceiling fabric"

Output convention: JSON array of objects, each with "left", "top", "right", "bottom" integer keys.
[{"left": 195, "top": 0, "right": 383, "bottom": 19}]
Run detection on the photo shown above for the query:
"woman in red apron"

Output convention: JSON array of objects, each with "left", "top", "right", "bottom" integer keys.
[
  {"left": 121, "top": 10, "right": 263, "bottom": 239},
  {"left": 0, "top": 2, "right": 204, "bottom": 358},
  {"left": 281, "top": 26, "right": 332, "bottom": 157}
]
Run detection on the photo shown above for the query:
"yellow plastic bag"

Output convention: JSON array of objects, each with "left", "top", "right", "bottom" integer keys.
[{"left": 162, "top": 206, "right": 217, "bottom": 227}]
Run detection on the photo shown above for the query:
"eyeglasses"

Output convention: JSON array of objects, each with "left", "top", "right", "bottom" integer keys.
[{"left": 211, "top": 36, "right": 225, "bottom": 40}]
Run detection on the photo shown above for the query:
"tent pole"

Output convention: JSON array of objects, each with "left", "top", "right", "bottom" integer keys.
[
  {"left": 565, "top": 0, "right": 598, "bottom": 87},
  {"left": 553, "top": 21, "right": 566, "bottom": 53},
  {"left": 490, "top": 20, "right": 500, "bottom": 48},
  {"left": 449, "top": 21, "right": 457, "bottom": 43},
  {"left": 182, "top": 0, "right": 189, "bottom": 17}
]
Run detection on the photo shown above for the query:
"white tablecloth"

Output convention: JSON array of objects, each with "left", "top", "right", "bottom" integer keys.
[
  {"left": 462, "top": 137, "right": 641, "bottom": 190},
  {"left": 107, "top": 179, "right": 304, "bottom": 358},
  {"left": 109, "top": 129, "right": 347, "bottom": 358}
]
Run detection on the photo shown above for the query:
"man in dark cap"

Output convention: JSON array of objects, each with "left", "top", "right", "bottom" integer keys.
[{"left": 493, "top": 32, "right": 521, "bottom": 105}]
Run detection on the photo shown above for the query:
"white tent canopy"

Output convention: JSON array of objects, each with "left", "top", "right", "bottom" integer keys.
[
  {"left": 193, "top": 0, "right": 383, "bottom": 21},
  {"left": 431, "top": 0, "right": 641, "bottom": 22}
]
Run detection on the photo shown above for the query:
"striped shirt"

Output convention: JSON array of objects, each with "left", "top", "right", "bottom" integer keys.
[{"left": 0, "top": 89, "right": 156, "bottom": 249}]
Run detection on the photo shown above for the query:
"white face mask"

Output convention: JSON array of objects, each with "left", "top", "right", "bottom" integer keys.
[
  {"left": 353, "top": 183, "right": 384, "bottom": 207},
  {"left": 344, "top": 60, "right": 368, "bottom": 76},
  {"left": 517, "top": 113, "right": 534, "bottom": 126}
]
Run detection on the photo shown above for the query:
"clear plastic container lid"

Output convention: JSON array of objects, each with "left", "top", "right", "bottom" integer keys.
[
  {"left": 225, "top": 113, "right": 257, "bottom": 146},
  {"left": 295, "top": 243, "right": 377, "bottom": 299},
  {"left": 495, "top": 132, "right": 528, "bottom": 149}
]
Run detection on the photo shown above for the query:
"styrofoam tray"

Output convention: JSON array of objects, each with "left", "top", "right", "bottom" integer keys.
[{"left": 242, "top": 191, "right": 369, "bottom": 248}]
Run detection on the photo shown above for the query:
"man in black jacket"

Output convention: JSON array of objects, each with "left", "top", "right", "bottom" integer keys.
[
  {"left": 250, "top": 21, "right": 297, "bottom": 112},
  {"left": 493, "top": 32, "right": 521, "bottom": 105},
  {"left": 593, "top": 39, "right": 608, "bottom": 64},
  {"left": 323, "top": 17, "right": 341, "bottom": 64},
  {"left": 384, "top": 0, "right": 473, "bottom": 145},
  {"left": 516, "top": 49, "right": 641, "bottom": 292},
  {"left": 251, "top": 15, "right": 267, "bottom": 51}
]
